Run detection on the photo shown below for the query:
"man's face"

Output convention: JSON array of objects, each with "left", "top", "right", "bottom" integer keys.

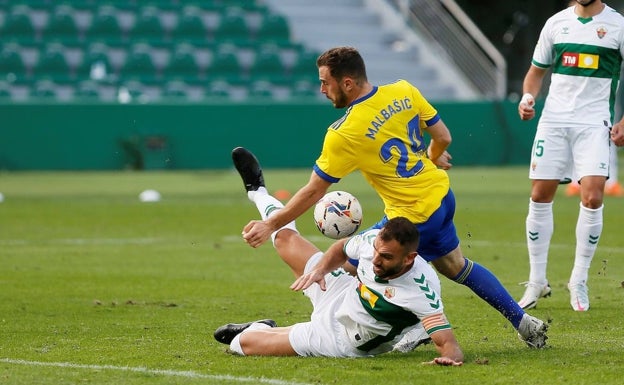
[
  {"left": 318, "top": 66, "right": 349, "bottom": 108},
  {"left": 576, "top": 0, "right": 597, "bottom": 6},
  {"left": 371, "top": 237, "right": 413, "bottom": 280}
]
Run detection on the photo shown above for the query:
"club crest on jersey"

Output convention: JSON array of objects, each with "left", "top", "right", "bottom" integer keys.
[
  {"left": 384, "top": 287, "right": 396, "bottom": 299},
  {"left": 596, "top": 26, "right": 607, "bottom": 39}
]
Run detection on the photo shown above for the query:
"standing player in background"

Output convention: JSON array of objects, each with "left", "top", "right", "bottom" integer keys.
[
  {"left": 517, "top": 0, "right": 624, "bottom": 311},
  {"left": 565, "top": 146, "right": 622, "bottom": 197},
  {"left": 238, "top": 46, "right": 548, "bottom": 347}
]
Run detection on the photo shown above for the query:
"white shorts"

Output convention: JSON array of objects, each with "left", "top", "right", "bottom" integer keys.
[
  {"left": 529, "top": 125, "right": 611, "bottom": 181},
  {"left": 288, "top": 252, "right": 370, "bottom": 358}
]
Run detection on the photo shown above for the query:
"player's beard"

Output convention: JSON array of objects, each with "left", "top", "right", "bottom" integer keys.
[
  {"left": 373, "top": 264, "right": 403, "bottom": 280},
  {"left": 330, "top": 88, "right": 349, "bottom": 108},
  {"left": 576, "top": 0, "right": 597, "bottom": 6}
]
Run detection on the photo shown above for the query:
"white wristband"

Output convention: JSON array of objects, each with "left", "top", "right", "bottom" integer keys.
[{"left": 520, "top": 93, "right": 534, "bottom": 109}]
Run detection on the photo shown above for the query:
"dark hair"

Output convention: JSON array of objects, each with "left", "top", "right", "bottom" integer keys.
[
  {"left": 316, "top": 46, "right": 368, "bottom": 82},
  {"left": 378, "top": 217, "right": 419, "bottom": 252}
]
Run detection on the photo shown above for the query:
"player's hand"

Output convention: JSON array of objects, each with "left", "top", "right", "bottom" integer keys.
[
  {"left": 432, "top": 150, "right": 453, "bottom": 170},
  {"left": 422, "top": 357, "right": 463, "bottom": 366},
  {"left": 611, "top": 121, "right": 624, "bottom": 146},
  {"left": 290, "top": 270, "right": 327, "bottom": 291},
  {"left": 518, "top": 93, "right": 536, "bottom": 121},
  {"left": 242, "top": 220, "right": 272, "bottom": 248}
]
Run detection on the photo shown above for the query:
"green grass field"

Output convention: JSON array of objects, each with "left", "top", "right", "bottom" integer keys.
[{"left": 1, "top": 167, "right": 623, "bottom": 385}]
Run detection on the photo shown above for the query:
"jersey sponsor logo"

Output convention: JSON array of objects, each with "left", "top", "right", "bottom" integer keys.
[
  {"left": 384, "top": 287, "right": 395, "bottom": 299},
  {"left": 562, "top": 52, "right": 599, "bottom": 69},
  {"left": 596, "top": 26, "right": 607, "bottom": 39},
  {"left": 358, "top": 282, "right": 379, "bottom": 308}
]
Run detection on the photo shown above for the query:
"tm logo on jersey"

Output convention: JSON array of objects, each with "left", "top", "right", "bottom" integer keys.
[{"left": 562, "top": 52, "right": 599, "bottom": 69}]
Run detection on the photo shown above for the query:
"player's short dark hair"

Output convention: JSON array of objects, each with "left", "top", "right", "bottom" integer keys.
[
  {"left": 316, "top": 46, "right": 368, "bottom": 82},
  {"left": 378, "top": 217, "right": 419, "bottom": 252}
]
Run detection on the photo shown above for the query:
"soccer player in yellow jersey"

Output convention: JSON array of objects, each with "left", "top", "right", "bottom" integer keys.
[{"left": 238, "top": 46, "right": 547, "bottom": 347}]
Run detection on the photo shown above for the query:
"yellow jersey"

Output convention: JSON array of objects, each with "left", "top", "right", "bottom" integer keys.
[{"left": 314, "top": 80, "right": 450, "bottom": 223}]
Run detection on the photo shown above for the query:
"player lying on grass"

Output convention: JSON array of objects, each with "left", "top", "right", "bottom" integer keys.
[{"left": 213, "top": 152, "right": 463, "bottom": 365}]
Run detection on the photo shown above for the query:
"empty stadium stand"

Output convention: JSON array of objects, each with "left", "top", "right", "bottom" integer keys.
[{"left": 0, "top": 0, "right": 473, "bottom": 102}]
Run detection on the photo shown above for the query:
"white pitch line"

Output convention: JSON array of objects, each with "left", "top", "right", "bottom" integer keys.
[{"left": 0, "top": 358, "right": 315, "bottom": 385}]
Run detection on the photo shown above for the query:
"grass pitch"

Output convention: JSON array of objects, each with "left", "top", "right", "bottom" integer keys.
[{"left": 1, "top": 167, "right": 623, "bottom": 385}]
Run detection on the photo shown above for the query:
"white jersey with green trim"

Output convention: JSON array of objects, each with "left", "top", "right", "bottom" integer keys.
[
  {"left": 532, "top": 5, "right": 624, "bottom": 128},
  {"left": 334, "top": 229, "right": 448, "bottom": 353}
]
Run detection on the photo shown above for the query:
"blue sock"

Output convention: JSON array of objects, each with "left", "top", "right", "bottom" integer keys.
[{"left": 454, "top": 258, "right": 524, "bottom": 329}]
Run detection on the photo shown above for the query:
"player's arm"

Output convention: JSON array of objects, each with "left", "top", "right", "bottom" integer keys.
[
  {"left": 611, "top": 116, "right": 624, "bottom": 146},
  {"left": 290, "top": 238, "right": 349, "bottom": 291},
  {"left": 243, "top": 172, "right": 331, "bottom": 248},
  {"left": 425, "top": 328, "right": 463, "bottom": 366},
  {"left": 518, "top": 65, "right": 547, "bottom": 121},
  {"left": 419, "top": 312, "right": 463, "bottom": 366},
  {"left": 425, "top": 119, "right": 453, "bottom": 170}
]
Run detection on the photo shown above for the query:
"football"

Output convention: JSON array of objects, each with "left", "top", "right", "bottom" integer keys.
[{"left": 313, "top": 191, "right": 363, "bottom": 239}]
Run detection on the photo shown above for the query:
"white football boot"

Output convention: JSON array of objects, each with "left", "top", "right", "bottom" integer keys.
[
  {"left": 393, "top": 325, "right": 431, "bottom": 353},
  {"left": 517, "top": 314, "right": 548, "bottom": 348},
  {"left": 568, "top": 282, "right": 589, "bottom": 311},
  {"left": 517, "top": 281, "right": 551, "bottom": 309}
]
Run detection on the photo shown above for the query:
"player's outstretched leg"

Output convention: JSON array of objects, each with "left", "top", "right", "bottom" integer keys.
[
  {"left": 232, "top": 146, "right": 266, "bottom": 196},
  {"left": 214, "top": 319, "right": 277, "bottom": 344}
]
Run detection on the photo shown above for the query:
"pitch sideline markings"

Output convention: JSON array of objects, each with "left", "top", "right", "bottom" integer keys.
[{"left": 0, "top": 358, "right": 315, "bottom": 385}]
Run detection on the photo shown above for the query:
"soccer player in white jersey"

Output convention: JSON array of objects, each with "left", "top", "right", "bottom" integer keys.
[
  {"left": 518, "top": 0, "right": 624, "bottom": 311},
  {"left": 214, "top": 151, "right": 463, "bottom": 365}
]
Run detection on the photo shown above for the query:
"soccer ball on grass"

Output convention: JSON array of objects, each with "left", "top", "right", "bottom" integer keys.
[{"left": 313, "top": 191, "right": 363, "bottom": 239}]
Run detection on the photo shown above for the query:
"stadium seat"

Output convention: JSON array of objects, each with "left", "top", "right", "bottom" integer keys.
[
  {"left": 77, "top": 44, "right": 113, "bottom": 80},
  {"left": 119, "top": 44, "right": 157, "bottom": 81},
  {"left": 87, "top": 8, "right": 123, "bottom": 42},
  {"left": 171, "top": 10, "right": 207, "bottom": 41},
  {"left": 161, "top": 80, "right": 188, "bottom": 98},
  {"left": 31, "top": 79, "right": 58, "bottom": 99},
  {"left": 34, "top": 45, "right": 71, "bottom": 81},
  {"left": 0, "top": 47, "right": 27, "bottom": 78},
  {"left": 43, "top": 6, "right": 80, "bottom": 41},
  {"left": 212, "top": 10, "right": 249, "bottom": 43},
  {"left": 248, "top": 80, "right": 274, "bottom": 99},
  {"left": 131, "top": 7, "right": 165, "bottom": 41},
  {"left": 205, "top": 79, "right": 232, "bottom": 98},
  {"left": 289, "top": 49, "right": 320, "bottom": 83},
  {"left": 254, "top": 13, "right": 290, "bottom": 44},
  {"left": 291, "top": 80, "right": 319, "bottom": 98},
  {"left": 207, "top": 48, "right": 241, "bottom": 79},
  {"left": 163, "top": 44, "right": 200, "bottom": 80},
  {"left": 1, "top": 10, "right": 36, "bottom": 41},
  {"left": 74, "top": 80, "right": 101, "bottom": 100},
  {"left": 249, "top": 46, "right": 285, "bottom": 81}
]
